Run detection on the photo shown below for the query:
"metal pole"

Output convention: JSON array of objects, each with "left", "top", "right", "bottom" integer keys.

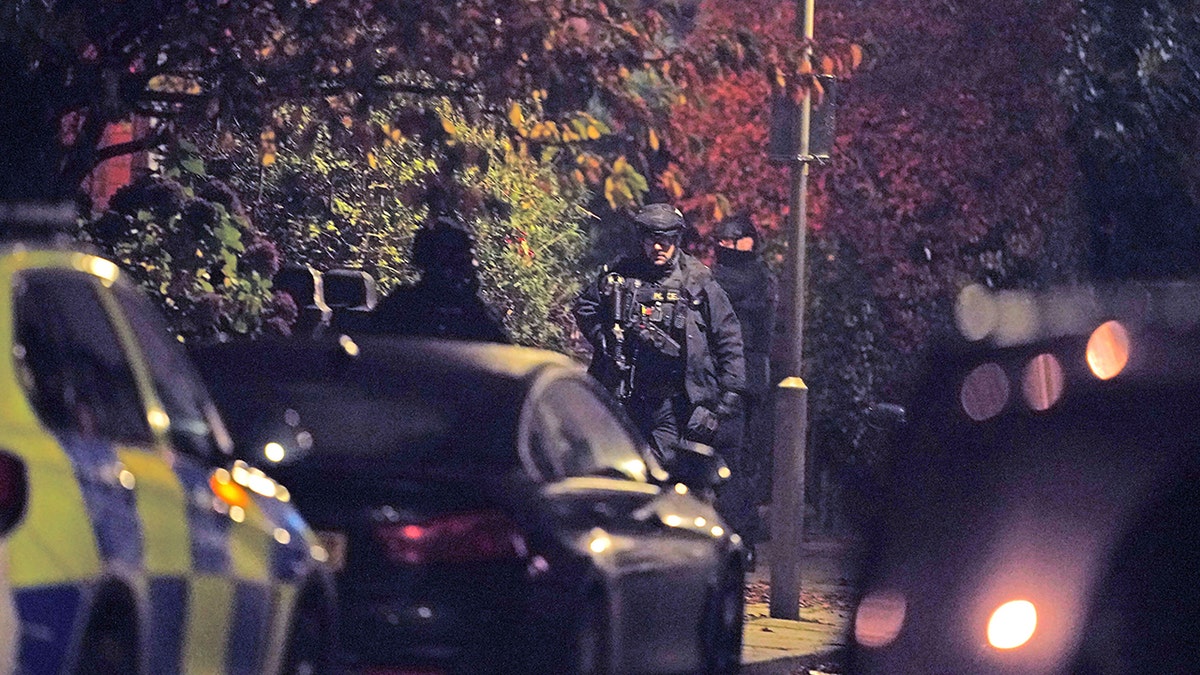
[{"left": 769, "top": 0, "right": 815, "bottom": 621}]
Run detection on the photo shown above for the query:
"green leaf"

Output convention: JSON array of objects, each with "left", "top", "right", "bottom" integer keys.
[
  {"left": 628, "top": 169, "right": 649, "bottom": 193},
  {"left": 180, "top": 156, "right": 206, "bottom": 176},
  {"left": 216, "top": 221, "right": 244, "bottom": 251}
]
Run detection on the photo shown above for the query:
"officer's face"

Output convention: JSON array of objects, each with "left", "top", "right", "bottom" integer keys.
[
  {"left": 718, "top": 236, "right": 755, "bottom": 251},
  {"left": 641, "top": 233, "right": 678, "bottom": 266}
]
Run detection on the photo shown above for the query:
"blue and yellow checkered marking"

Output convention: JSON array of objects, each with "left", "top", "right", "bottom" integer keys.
[
  {"left": 0, "top": 249, "right": 319, "bottom": 674},
  {"left": 56, "top": 434, "right": 143, "bottom": 568},
  {"left": 14, "top": 585, "right": 82, "bottom": 675},
  {"left": 11, "top": 440, "right": 314, "bottom": 675}
]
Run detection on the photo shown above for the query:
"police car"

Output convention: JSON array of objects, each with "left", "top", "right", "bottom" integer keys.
[{"left": 0, "top": 218, "right": 335, "bottom": 674}]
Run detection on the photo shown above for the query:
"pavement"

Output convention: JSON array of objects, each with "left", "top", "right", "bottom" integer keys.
[{"left": 740, "top": 538, "right": 861, "bottom": 675}]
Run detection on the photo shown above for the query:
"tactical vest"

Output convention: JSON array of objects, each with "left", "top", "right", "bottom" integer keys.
[{"left": 601, "top": 273, "right": 690, "bottom": 359}]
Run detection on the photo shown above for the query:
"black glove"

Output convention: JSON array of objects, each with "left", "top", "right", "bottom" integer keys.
[
  {"left": 714, "top": 391, "right": 742, "bottom": 419},
  {"left": 685, "top": 405, "right": 720, "bottom": 445}
]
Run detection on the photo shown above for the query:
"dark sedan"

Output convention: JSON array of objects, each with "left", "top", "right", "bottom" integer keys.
[
  {"left": 849, "top": 283, "right": 1200, "bottom": 674},
  {"left": 191, "top": 336, "right": 745, "bottom": 675}
]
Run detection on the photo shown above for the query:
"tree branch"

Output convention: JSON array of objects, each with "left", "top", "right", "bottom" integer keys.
[{"left": 93, "top": 128, "right": 170, "bottom": 164}]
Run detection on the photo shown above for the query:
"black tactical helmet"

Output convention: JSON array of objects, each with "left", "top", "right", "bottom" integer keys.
[
  {"left": 631, "top": 203, "right": 686, "bottom": 234},
  {"left": 714, "top": 215, "right": 757, "bottom": 243}
]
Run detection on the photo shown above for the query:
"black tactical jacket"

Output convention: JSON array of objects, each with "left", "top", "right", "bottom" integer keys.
[
  {"left": 370, "top": 282, "right": 510, "bottom": 343},
  {"left": 713, "top": 248, "right": 777, "bottom": 396},
  {"left": 575, "top": 251, "right": 746, "bottom": 407}
]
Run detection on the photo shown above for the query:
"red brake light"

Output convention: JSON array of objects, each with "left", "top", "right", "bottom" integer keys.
[
  {"left": 374, "top": 510, "right": 526, "bottom": 565},
  {"left": 0, "top": 451, "right": 28, "bottom": 536}
]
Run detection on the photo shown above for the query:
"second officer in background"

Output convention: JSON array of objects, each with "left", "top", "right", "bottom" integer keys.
[
  {"left": 574, "top": 203, "right": 746, "bottom": 479},
  {"left": 712, "top": 215, "right": 778, "bottom": 560}
]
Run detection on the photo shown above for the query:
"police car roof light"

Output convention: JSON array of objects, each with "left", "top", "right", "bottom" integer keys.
[{"left": 0, "top": 451, "right": 28, "bottom": 536}]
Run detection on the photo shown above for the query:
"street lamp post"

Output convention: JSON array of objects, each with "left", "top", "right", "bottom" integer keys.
[{"left": 769, "top": 0, "right": 816, "bottom": 621}]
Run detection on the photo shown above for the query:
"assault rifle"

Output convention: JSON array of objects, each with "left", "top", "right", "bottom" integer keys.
[{"left": 599, "top": 273, "right": 687, "bottom": 401}]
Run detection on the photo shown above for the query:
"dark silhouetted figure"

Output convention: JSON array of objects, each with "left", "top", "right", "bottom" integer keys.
[
  {"left": 370, "top": 216, "right": 510, "bottom": 343},
  {"left": 712, "top": 216, "right": 778, "bottom": 556}
]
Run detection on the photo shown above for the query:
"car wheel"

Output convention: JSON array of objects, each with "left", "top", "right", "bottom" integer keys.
[
  {"left": 568, "top": 595, "right": 610, "bottom": 675},
  {"left": 281, "top": 587, "right": 336, "bottom": 675},
  {"left": 74, "top": 604, "right": 137, "bottom": 675},
  {"left": 702, "top": 563, "right": 745, "bottom": 675}
]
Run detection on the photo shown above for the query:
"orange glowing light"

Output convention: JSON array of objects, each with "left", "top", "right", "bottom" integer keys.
[
  {"left": 1086, "top": 320, "right": 1130, "bottom": 380},
  {"left": 209, "top": 473, "right": 250, "bottom": 509},
  {"left": 987, "top": 599, "right": 1037, "bottom": 649}
]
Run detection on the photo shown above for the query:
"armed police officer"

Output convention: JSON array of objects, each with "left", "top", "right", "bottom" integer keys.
[
  {"left": 574, "top": 203, "right": 746, "bottom": 478},
  {"left": 712, "top": 215, "right": 778, "bottom": 558}
]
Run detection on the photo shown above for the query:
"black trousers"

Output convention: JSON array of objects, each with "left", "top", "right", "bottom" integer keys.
[{"left": 624, "top": 393, "right": 691, "bottom": 467}]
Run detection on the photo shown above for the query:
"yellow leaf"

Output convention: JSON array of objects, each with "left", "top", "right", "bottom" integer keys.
[
  {"left": 713, "top": 203, "right": 723, "bottom": 221},
  {"left": 573, "top": 169, "right": 586, "bottom": 183},
  {"left": 441, "top": 116, "right": 457, "bottom": 136},
  {"left": 648, "top": 128, "right": 659, "bottom": 151},
  {"left": 604, "top": 176, "right": 618, "bottom": 209},
  {"left": 259, "top": 129, "right": 277, "bottom": 166},
  {"left": 613, "top": 155, "right": 629, "bottom": 173},
  {"left": 774, "top": 67, "right": 786, "bottom": 88},
  {"left": 586, "top": 125, "right": 600, "bottom": 140},
  {"left": 850, "top": 44, "right": 864, "bottom": 69},
  {"left": 798, "top": 59, "right": 813, "bottom": 76},
  {"left": 508, "top": 102, "right": 525, "bottom": 129},
  {"left": 619, "top": 66, "right": 631, "bottom": 79},
  {"left": 366, "top": 151, "right": 378, "bottom": 169},
  {"left": 341, "top": 115, "right": 353, "bottom": 129},
  {"left": 821, "top": 55, "right": 835, "bottom": 74}
]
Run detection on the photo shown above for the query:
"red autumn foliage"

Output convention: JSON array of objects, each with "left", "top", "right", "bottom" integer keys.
[{"left": 667, "top": 0, "right": 1088, "bottom": 352}]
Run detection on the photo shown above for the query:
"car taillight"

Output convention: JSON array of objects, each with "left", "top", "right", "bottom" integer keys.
[
  {"left": 373, "top": 510, "right": 526, "bottom": 565},
  {"left": 0, "top": 451, "right": 28, "bottom": 536}
]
